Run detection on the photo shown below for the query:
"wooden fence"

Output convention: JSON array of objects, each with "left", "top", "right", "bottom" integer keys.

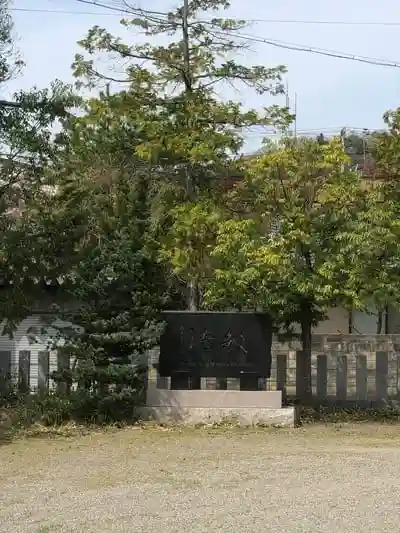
[
  {"left": 0, "top": 349, "right": 69, "bottom": 392},
  {"left": 3, "top": 335, "right": 400, "bottom": 406},
  {"left": 150, "top": 335, "right": 400, "bottom": 406},
  {"left": 268, "top": 335, "right": 400, "bottom": 405}
]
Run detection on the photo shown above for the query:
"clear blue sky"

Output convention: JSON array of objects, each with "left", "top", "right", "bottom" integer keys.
[{"left": 7, "top": 0, "right": 400, "bottom": 152}]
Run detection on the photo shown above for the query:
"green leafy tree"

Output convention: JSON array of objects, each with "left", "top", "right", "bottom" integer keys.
[
  {"left": 205, "top": 137, "right": 399, "bottom": 401},
  {"left": 158, "top": 200, "right": 222, "bottom": 309},
  {"left": 364, "top": 108, "right": 400, "bottom": 330},
  {"left": 38, "top": 97, "right": 167, "bottom": 421},
  {"left": 0, "top": 1, "right": 77, "bottom": 331},
  {"left": 373, "top": 109, "right": 400, "bottom": 184},
  {"left": 72, "top": 0, "right": 292, "bottom": 309},
  {"left": 341, "top": 129, "right": 377, "bottom": 176},
  {"left": 0, "top": 0, "right": 23, "bottom": 85}
]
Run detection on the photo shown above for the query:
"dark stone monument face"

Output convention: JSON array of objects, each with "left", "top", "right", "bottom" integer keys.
[{"left": 158, "top": 311, "right": 272, "bottom": 378}]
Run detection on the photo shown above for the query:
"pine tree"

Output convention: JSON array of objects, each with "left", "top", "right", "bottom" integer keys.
[
  {"left": 44, "top": 98, "right": 166, "bottom": 422},
  {"left": 73, "top": 0, "right": 291, "bottom": 309}
]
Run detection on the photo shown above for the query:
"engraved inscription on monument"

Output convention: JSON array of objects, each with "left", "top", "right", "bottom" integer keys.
[{"left": 158, "top": 311, "right": 272, "bottom": 378}]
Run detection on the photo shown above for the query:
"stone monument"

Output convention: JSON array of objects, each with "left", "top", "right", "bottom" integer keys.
[{"left": 141, "top": 311, "right": 295, "bottom": 427}]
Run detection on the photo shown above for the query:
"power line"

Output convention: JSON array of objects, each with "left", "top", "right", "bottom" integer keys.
[
  {"left": 9, "top": 7, "right": 118, "bottom": 16},
  {"left": 12, "top": 4, "right": 400, "bottom": 68},
  {"left": 75, "top": 0, "right": 165, "bottom": 17},
  {"left": 225, "top": 30, "right": 400, "bottom": 68},
  {"left": 11, "top": 5, "right": 400, "bottom": 26},
  {"left": 238, "top": 18, "right": 400, "bottom": 27},
  {"left": 245, "top": 126, "right": 384, "bottom": 137},
  {"left": 71, "top": 1, "right": 400, "bottom": 26}
]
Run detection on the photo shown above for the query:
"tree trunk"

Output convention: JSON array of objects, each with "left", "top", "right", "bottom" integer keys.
[
  {"left": 377, "top": 310, "right": 383, "bottom": 334},
  {"left": 182, "top": 0, "right": 192, "bottom": 92},
  {"left": 187, "top": 280, "right": 199, "bottom": 311},
  {"left": 298, "top": 303, "right": 313, "bottom": 404}
]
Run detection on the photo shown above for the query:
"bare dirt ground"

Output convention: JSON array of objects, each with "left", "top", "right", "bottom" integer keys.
[{"left": 1, "top": 423, "right": 400, "bottom": 533}]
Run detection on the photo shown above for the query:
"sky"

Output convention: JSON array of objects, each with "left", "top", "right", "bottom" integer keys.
[{"left": 6, "top": 0, "right": 400, "bottom": 153}]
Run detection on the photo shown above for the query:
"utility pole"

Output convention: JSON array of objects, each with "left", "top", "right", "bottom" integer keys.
[
  {"left": 340, "top": 127, "right": 346, "bottom": 172},
  {"left": 285, "top": 81, "right": 290, "bottom": 138},
  {"left": 363, "top": 133, "right": 367, "bottom": 172},
  {"left": 285, "top": 84, "right": 297, "bottom": 141},
  {"left": 182, "top": 0, "right": 191, "bottom": 93},
  {"left": 181, "top": 0, "right": 193, "bottom": 201},
  {"left": 181, "top": 0, "right": 198, "bottom": 310},
  {"left": 285, "top": 81, "right": 289, "bottom": 110},
  {"left": 182, "top": 0, "right": 193, "bottom": 198}
]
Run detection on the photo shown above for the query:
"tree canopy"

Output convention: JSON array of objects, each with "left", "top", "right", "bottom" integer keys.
[
  {"left": 71, "top": 0, "right": 292, "bottom": 308},
  {"left": 204, "top": 137, "right": 400, "bottom": 398},
  {"left": 0, "top": 1, "right": 78, "bottom": 329},
  {"left": 2, "top": 0, "right": 400, "bottom": 411}
]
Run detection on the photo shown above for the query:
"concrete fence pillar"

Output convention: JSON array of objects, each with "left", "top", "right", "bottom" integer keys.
[
  {"left": 316, "top": 354, "right": 328, "bottom": 402},
  {"left": 276, "top": 353, "right": 287, "bottom": 401},
  {"left": 376, "top": 351, "right": 389, "bottom": 403},
  {"left": 57, "top": 352, "right": 70, "bottom": 394},
  {"left": 356, "top": 355, "right": 368, "bottom": 402},
  {"left": 38, "top": 351, "right": 50, "bottom": 392},
  {"left": 18, "top": 350, "right": 30, "bottom": 392},
  {"left": 336, "top": 354, "right": 348, "bottom": 402}
]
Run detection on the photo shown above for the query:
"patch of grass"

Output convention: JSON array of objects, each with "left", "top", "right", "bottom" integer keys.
[
  {"left": 36, "top": 526, "right": 51, "bottom": 533},
  {"left": 0, "top": 412, "right": 140, "bottom": 446}
]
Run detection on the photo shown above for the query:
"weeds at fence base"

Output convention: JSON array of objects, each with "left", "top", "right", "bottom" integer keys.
[
  {"left": 299, "top": 405, "right": 400, "bottom": 424},
  {"left": 192, "top": 418, "right": 290, "bottom": 429},
  {"left": 3, "top": 396, "right": 400, "bottom": 444},
  {"left": 0, "top": 389, "right": 143, "bottom": 443},
  {"left": 0, "top": 410, "right": 139, "bottom": 443}
]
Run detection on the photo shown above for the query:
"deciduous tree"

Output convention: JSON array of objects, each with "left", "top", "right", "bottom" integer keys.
[
  {"left": 72, "top": 0, "right": 292, "bottom": 308},
  {"left": 0, "top": 1, "right": 77, "bottom": 330},
  {"left": 205, "top": 137, "right": 399, "bottom": 401}
]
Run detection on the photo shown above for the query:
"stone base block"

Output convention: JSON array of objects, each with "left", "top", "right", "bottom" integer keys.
[
  {"left": 138, "top": 406, "right": 296, "bottom": 427},
  {"left": 146, "top": 386, "right": 283, "bottom": 409}
]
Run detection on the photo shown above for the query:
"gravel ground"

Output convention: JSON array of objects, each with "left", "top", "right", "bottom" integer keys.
[{"left": 1, "top": 424, "right": 400, "bottom": 533}]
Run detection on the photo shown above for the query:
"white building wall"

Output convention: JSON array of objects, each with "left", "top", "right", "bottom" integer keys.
[
  {"left": 0, "top": 316, "right": 72, "bottom": 389},
  {"left": 313, "top": 307, "right": 350, "bottom": 334},
  {"left": 352, "top": 307, "right": 381, "bottom": 334},
  {"left": 387, "top": 305, "right": 400, "bottom": 334},
  {"left": 292, "top": 306, "right": 392, "bottom": 335},
  {"left": 290, "top": 307, "right": 350, "bottom": 335}
]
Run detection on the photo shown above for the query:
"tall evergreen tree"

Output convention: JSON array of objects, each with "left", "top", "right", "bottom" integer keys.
[
  {"left": 73, "top": 0, "right": 291, "bottom": 308},
  {"left": 43, "top": 97, "right": 166, "bottom": 421}
]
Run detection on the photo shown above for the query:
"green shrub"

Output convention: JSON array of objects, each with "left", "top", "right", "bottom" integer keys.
[
  {"left": 67, "top": 389, "right": 142, "bottom": 424},
  {"left": 0, "top": 376, "right": 18, "bottom": 408},
  {"left": 32, "top": 393, "right": 73, "bottom": 426},
  {"left": 0, "top": 378, "right": 145, "bottom": 441}
]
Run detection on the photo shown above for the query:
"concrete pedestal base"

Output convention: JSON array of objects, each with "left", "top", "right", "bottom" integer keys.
[
  {"left": 139, "top": 405, "right": 296, "bottom": 427},
  {"left": 142, "top": 386, "right": 295, "bottom": 427}
]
